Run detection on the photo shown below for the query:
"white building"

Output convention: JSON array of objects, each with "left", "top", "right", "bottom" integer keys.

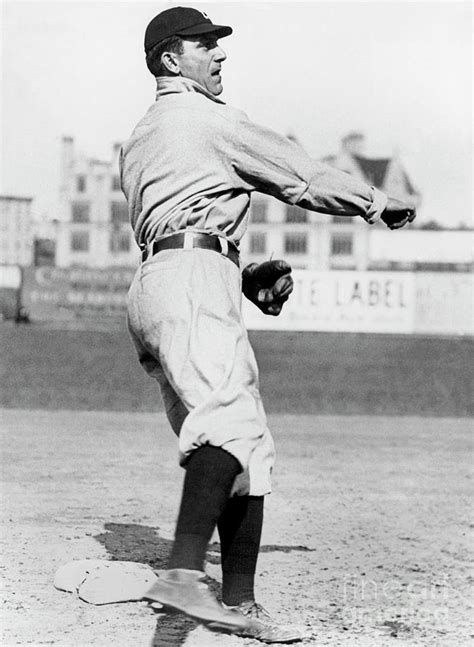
[
  {"left": 241, "top": 133, "right": 472, "bottom": 272},
  {"left": 321, "top": 132, "right": 421, "bottom": 211},
  {"left": 240, "top": 196, "right": 372, "bottom": 271},
  {"left": 54, "top": 134, "right": 471, "bottom": 273},
  {"left": 55, "top": 137, "right": 139, "bottom": 268},
  {"left": 0, "top": 195, "right": 34, "bottom": 266},
  {"left": 239, "top": 198, "right": 473, "bottom": 272}
]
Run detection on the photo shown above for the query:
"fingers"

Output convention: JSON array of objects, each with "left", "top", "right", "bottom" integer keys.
[
  {"left": 255, "top": 271, "right": 293, "bottom": 315},
  {"left": 255, "top": 260, "right": 292, "bottom": 285},
  {"left": 257, "top": 287, "right": 273, "bottom": 303},
  {"left": 382, "top": 204, "right": 416, "bottom": 230},
  {"left": 257, "top": 273, "right": 293, "bottom": 302},
  {"left": 273, "top": 273, "right": 293, "bottom": 299},
  {"left": 389, "top": 208, "right": 416, "bottom": 229},
  {"left": 388, "top": 217, "right": 409, "bottom": 230},
  {"left": 265, "top": 303, "right": 283, "bottom": 316},
  {"left": 271, "top": 259, "right": 292, "bottom": 275}
]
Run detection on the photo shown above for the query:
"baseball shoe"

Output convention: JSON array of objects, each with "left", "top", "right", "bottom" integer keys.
[
  {"left": 223, "top": 601, "right": 306, "bottom": 643},
  {"left": 144, "top": 569, "right": 253, "bottom": 633}
]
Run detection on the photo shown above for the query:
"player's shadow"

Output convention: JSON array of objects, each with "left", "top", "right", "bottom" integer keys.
[{"left": 95, "top": 522, "right": 314, "bottom": 647}]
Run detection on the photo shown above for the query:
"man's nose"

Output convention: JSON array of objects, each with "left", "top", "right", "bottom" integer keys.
[{"left": 215, "top": 45, "right": 226, "bottom": 62}]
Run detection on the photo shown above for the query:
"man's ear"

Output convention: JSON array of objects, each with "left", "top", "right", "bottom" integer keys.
[{"left": 161, "top": 51, "right": 180, "bottom": 74}]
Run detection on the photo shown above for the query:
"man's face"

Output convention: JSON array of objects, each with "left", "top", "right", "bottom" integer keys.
[{"left": 175, "top": 34, "right": 227, "bottom": 96}]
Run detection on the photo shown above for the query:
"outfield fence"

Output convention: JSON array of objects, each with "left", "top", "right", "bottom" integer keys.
[
  {"left": 2, "top": 265, "right": 472, "bottom": 336},
  {"left": 243, "top": 270, "right": 473, "bottom": 336}
]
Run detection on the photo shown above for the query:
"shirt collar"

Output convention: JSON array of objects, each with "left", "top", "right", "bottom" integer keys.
[{"left": 155, "top": 76, "right": 225, "bottom": 104}]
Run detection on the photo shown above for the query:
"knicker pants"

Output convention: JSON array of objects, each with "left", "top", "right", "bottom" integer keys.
[{"left": 127, "top": 247, "right": 275, "bottom": 496}]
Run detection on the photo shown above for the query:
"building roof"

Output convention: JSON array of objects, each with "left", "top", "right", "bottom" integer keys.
[
  {"left": 351, "top": 155, "right": 419, "bottom": 196},
  {"left": 401, "top": 170, "right": 418, "bottom": 196},
  {"left": 0, "top": 195, "right": 33, "bottom": 202},
  {"left": 352, "top": 156, "right": 390, "bottom": 190}
]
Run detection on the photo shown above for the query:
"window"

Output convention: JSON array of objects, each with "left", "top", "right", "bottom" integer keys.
[
  {"left": 71, "top": 202, "right": 90, "bottom": 223},
  {"left": 332, "top": 215, "right": 349, "bottom": 224},
  {"left": 284, "top": 233, "right": 307, "bottom": 254},
  {"left": 331, "top": 233, "right": 353, "bottom": 256},
  {"left": 110, "top": 231, "right": 131, "bottom": 253},
  {"left": 70, "top": 231, "right": 89, "bottom": 252},
  {"left": 249, "top": 232, "right": 266, "bottom": 255},
  {"left": 112, "top": 175, "right": 121, "bottom": 191},
  {"left": 76, "top": 175, "right": 86, "bottom": 193},
  {"left": 285, "top": 205, "right": 307, "bottom": 223},
  {"left": 34, "top": 239, "right": 55, "bottom": 267},
  {"left": 251, "top": 200, "right": 267, "bottom": 223},
  {"left": 110, "top": 201, "right": 129, "bottom": 224}
]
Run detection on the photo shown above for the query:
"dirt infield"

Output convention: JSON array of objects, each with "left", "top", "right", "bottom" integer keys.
[{"left": 1, "top": 408, "right": 472, "bottom": 646}]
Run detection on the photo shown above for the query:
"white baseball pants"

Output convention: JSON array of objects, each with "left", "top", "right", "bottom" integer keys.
[{"left": 127, "top": 247, "right": 275, "bottom": 496}]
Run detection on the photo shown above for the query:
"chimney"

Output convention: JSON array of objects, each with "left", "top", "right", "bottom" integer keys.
[
  {"left": 341, "top": 132, "right": 366, "bottom": 156},
  {"left": 59, "top": 136, "right": 75, "bottom": 199}
]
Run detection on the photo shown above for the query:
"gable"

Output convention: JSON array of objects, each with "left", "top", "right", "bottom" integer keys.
[{"left": 353, "top": 155, "right": 390, "bottom": 189}]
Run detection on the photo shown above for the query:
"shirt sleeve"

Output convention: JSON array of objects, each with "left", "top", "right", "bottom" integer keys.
[{"left": 221, "top": 110, "right": 387, "bottom": 224}]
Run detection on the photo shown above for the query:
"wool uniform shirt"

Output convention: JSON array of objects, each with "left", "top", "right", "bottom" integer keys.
[
  {"left": 120, "top": 76, "right": 387, "bottom": 249},
  {"left": 122, "top": 76, "right": 387, "bottom": 496}
]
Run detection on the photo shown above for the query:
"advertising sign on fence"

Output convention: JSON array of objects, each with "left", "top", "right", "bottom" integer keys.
[
  {"left": 20, "top": 266, "right": 471, "bottom": 335},
  {"left": 22, "top": 266, "right": 136, "bottom": 319},
  {"left": 414, "top": 272, "right": 473, "bottom": 336},
  {"left": 243, "top": 270, "right": 416, "bottom": 333}
]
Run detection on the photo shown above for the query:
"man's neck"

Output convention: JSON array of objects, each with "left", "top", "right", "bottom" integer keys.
[{"left": 155, "top": 76, "right": 225, "bottom": 104}]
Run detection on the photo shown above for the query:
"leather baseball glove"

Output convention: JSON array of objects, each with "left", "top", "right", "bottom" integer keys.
[
  {"left": 381, "top": 197, "right": 416, "bottom": 230},
  {"left": 242, "top": 260, "right": 293, "bottom": 316}
]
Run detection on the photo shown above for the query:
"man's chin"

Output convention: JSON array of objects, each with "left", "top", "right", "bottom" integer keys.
[
  {"left": 206, "top": 77, "right": 223, "bottom": 96},
  {"left": 211, "top": 83, "right": 223, "bottom": 96}
]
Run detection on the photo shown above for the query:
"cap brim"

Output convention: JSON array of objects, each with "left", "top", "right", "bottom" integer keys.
[{"left": 177, "top": 23, "right": 232, "bottom": 39}]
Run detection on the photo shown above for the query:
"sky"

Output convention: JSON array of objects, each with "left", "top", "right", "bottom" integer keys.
[{"left": 1, "top": 1, "right": 472, "bottom": 226}]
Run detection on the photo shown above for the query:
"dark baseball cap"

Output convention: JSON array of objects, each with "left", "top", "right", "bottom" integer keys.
[{"left": 144, "top": 6, "right": 233, "bottom": 54}]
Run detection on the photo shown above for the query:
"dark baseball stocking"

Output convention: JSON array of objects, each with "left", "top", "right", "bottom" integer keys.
[
  {"left": 168, "top": 445, "right": 241, "bottom": 572},
  {"left": 218, "top": 495, "right": 264, "bottom": 606}
]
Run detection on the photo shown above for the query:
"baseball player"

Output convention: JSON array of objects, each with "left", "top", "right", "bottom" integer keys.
[{"left": 120, "top": 6, "right": 416, "bottom": 641}]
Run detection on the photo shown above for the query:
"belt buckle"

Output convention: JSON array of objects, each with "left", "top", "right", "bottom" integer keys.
[
  {"left": 218, "top": 236, "right": 229, "bottom": 256},
  {"left": 183, "top": 231, "right": 194, "bottom": 250}
]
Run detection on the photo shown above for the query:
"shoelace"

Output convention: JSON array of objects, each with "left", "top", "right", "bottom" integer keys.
[
  {"left": 239, "top": 602, "right": 273, "bottom": 622},
  {"left": 231, "top": 601, "right": 304, "bottom": 641}
]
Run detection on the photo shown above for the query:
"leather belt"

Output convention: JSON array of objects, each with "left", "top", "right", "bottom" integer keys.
[{"left": 142, "top": 232, "right": 240, "bottom": 268}]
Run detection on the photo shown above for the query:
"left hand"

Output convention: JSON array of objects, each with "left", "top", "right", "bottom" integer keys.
[{"left": 242, "top": 260, "right": 294, "bottom": 316}]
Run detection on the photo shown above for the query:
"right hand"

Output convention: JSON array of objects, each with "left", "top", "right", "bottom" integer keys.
[{"left": 381, "top": 197, "right": 416, "bottom": 230}]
